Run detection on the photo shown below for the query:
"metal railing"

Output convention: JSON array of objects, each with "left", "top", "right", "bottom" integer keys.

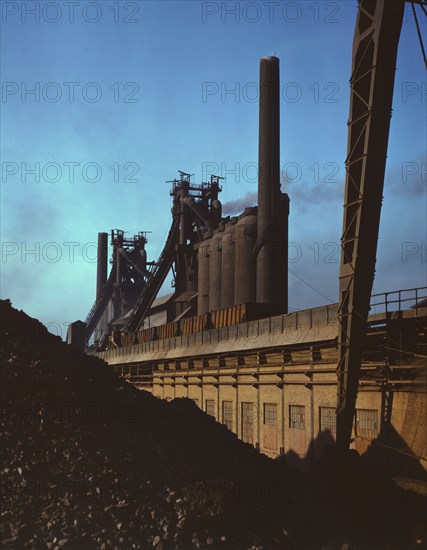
[
  {"left": 92, "top": 286, "right": 426, "bottom": 360},
  {"left": 370, "top": 286, "right": 426, "bottom": 315}
]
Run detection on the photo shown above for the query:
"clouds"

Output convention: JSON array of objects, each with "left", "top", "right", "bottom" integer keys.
[
  {"left": 222, "top": 191, "right": 257, "bottom": 215},
  {"left": 1, "top": 1, "right": 424, "bottom": 332},
  {"left": 385, "top": 153, "right": 426, "bottom": 198},
  {"left": 282, "top": 155, "right": 426, "bottom": 212},
  {"left": 283, "top": 179, "right": 343, "bottom": 212},
  {"left": 219, "top": 152, "right": 426, "bottom": 312}
]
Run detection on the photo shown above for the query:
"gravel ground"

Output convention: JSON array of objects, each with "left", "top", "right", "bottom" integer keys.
[{"left": 1, "top": 299, "right": 426, "bottom": 549}]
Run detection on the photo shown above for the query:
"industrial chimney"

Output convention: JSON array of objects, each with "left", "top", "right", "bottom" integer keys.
[
  {"left": 256, "top": 56, "right": 290, "bottom": 312},
  {"left": 96, "top": 232, "right": 108, "bottom": 299}
]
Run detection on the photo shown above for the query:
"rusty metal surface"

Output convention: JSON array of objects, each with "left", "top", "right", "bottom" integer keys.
[{"left": 336, "top": 0, "right": 405, "bottom": 452}]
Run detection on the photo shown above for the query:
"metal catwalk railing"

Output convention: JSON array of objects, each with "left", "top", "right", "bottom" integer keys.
[
  {"left": 92, "top": 285, "right": 427, "bottom": 363},
  {"left": 370, "top": 286, "right": 427, "bottom": 315}
]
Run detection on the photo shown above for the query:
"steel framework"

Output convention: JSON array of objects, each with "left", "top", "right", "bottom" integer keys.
[{"left": 336, "top": 0, "right": 405, "bottom": 452}]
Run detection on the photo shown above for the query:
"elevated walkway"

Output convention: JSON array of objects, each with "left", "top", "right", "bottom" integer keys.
[{"left": 93, "top": 302, "right": 426, "bottom": 367}]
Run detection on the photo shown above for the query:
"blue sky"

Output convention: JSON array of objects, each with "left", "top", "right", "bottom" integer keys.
[{"left": 1, "top": 0, "right": 426, "bottom": 338}]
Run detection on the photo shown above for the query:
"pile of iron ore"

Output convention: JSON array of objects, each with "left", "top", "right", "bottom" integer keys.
[{"left": 1, "top": 299, "right": 425, "bottom": 549}]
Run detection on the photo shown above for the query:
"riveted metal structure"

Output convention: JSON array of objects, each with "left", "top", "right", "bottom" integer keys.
[
  {"left": 76, "top": 7, "right": 427, "bottom": 474},
  {"left": 85, "top": 230, "right": 151, "bottom": 345},
  {"left": 82, "top": 53, "right": 295, "bottom": 348},
  {"left": 125, "top": 173, "right": 223, "bottom": 334},
  {"left": 336, "top": 0, "right": 405, "bottom": 453}
]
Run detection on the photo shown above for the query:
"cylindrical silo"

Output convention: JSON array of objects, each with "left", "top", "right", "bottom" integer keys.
[
  {"left": 197, "top": 236, "right": 211, "bottom": 314},
  {"left": 221, "top": 218, "right": 237, "bottom": 309},
  {"left": 208, "top": 225, "right": 224, "bottom": 311},
  {"left": 96, "top": 232, "right": 108, "bottom": 299},
  {"left": 234, "top": 208, "right": 257, "bottom": 305}
]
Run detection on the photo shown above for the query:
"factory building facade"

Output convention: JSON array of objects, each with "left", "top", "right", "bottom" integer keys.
[
  {"left": 95, "top": 297, "right": 427, "bottom": 475},
  {"left": 80, "top": 54, "right": 426, "bottom": 475}
]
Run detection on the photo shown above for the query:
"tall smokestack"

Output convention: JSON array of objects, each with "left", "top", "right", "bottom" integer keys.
[
  {"left": 96, "top": 232, "right": 108, "bottom": 299},
  {"left": 258, "top": 56, "right": 280, "bottom": 228},
  {"left": 256, "top": 56, "right": 289, "bottom": 311}
]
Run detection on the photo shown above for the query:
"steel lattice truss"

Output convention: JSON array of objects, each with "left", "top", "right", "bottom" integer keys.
[{"left": 336, "top": 0, "right": 405, "bottom": 452}]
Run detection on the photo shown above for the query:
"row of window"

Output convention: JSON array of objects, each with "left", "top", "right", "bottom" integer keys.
[
  {"left": 200, "top": 400, "right": 378, "bottom": 439},
  {"left": 318, "top": 407, "right": 379, "bottom": 438}
]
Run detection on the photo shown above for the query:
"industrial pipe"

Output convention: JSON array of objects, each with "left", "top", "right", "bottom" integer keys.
[{"left": 96, "top": 232, "right": 108, "bottom": 299}]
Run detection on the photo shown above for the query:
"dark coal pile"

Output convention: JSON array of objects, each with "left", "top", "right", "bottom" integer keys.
[{"left": 1, "top": 300, "right": 426, "bottom": 550}]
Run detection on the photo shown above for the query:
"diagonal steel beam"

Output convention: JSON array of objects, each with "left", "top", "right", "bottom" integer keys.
[{"left": 336, "top": 0, "right": 405, "bottom": 453}]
